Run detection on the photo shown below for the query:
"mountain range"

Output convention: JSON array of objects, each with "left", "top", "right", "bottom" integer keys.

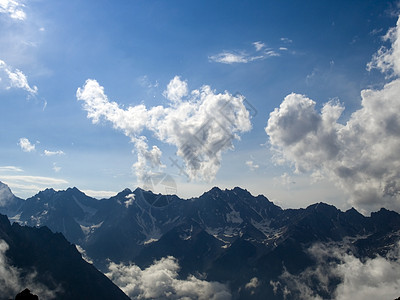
[{"left": 0, "top": 181, "right": 400, "bottom": 299}]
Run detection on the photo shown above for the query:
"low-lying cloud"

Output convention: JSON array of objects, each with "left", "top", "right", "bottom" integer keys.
[
  {"left": 266, "top": 16, "right": 400, "bottom": 212},
  {"left": 77, "top": 76, "right": 251, "bottom": 185},
  {"left": 271, "top": 242, "right": 400, "bottom": 300},
  {"left": 0, "top": 239, "right": 58, "bottom": 299},
  {"left": 106, "top": 256, "right": 231, "bottom": 300}
]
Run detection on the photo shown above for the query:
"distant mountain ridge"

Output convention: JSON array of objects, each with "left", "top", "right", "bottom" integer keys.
[{"left": 1, "top": 182, "right": 400, "bottom": 299}]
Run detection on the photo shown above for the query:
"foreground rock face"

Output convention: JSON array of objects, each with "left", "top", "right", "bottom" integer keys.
[
  {"left": 0, "top": 213, "right": 130, "bottom": 300},
  {"left": 2, "top": 182, "right": 400, "bottom": 299}
]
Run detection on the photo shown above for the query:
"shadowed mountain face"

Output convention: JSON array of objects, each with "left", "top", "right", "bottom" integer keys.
[
  {"left": 0, "top": 213, "right": 130, "bottom": 300},
  {"left": 1, "top": 182, "right": 400, "bottom": 299}
]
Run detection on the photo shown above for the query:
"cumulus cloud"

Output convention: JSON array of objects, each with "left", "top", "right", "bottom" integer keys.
[
  {"left": 163, "top": 76, "right": 188, "bottom": 103},
  {"left": 18, "top": 137, "right": 35, "bottom": 152},
  {"left": 271, "top": 242, "right": 400, "bottom": 300},
  {"left": 0, "top": 60, "right": 37, "bottom": 95},
  {"left": 77, "top": 76, "right": 251, "bottom": 185},
  {"left": 0, "top": 239, "right": 59, "bottom": 299},
  {"left": 367, "top": 17, "right": 400, "bottom": 76},
  {"left": 266, "top": 16, "right": 400, "bottom": 212},
  {"left": 0, "top": 0, "right": 26, "bottom": 20},
  {"left": 106, "top": 256, "right": 231, "bottom": 300},
  {"left": 209, "top": 42, "right": 281, "bottom": 64}
]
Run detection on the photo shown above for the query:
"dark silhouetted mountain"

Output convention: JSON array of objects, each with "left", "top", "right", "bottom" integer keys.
[
  {"left": 0, "top": 213, "right": 129, "bottom": 300},
  {"left": 1, "top": 181, "right": 400, "bottom": 299},
  {"left": 15, "top": 288, "right": 38, "bottom": 300}
]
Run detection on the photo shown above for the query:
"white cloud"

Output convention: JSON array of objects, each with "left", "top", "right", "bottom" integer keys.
[
  {"left": 0, "top": 0, "right": 26, "bottom": 20},
  {"left": 266, "top": 16, "right": 400, "bottom": 213},
  {"left": 52, "top": 163, "right": 61, "bottom": 173},
  {"left": 367, "top": 17, "right": 400, "bottom": 76},
  {"left": 280, "top": 37, "right": 293, "bottom": 43},
  {"left": 124, "top": 193, "right": 135, "bottom": 208},
  {"left": 0, "top": 60, "right": 37, "bottom": 95},
  {"left": 271, "top": 242, "right": 400, "bottom": 300},
  {"left": 106, "top": 256, "right": 231, "bottom": 300},
  {"left": 209, "top": 42, "right": 281, "bottom": 64},
  {"left": 44, "top": 150, "right": 65, "bottom": 156},
  {"left": 138, "top": 75, "right": 159, "bottom": 89},
  {"left": 245, "top": 277, "right": 260, "bottom": 290},
  {"left": 0, "top": 175, "right": 68, "bottom": 186},
  {"left": 209, "top": 51, "right": 253, "bottom": 64},
  {"left": 163, "top": 76, "right": 188, "bottom": 103},
  {"left": 0, "top": 239, "right": 59, "bottom": 299},
  {"left": 0, "top": 166, "right": 23, "bottom": 172},
  {"left": 77, "top": 77, "right": 252, "bottom": 185},
  {"left": 253, "top": 41, "right": 266, "bottom": 52},
  {"left": 18, "top": 137, "right": 35, "bottom": 152},
  {"left": 245, "top": 160, "right": 259, "bottom": 171},
  {"left": 279, "top": 172, "right": 296, "bottom": 187}
]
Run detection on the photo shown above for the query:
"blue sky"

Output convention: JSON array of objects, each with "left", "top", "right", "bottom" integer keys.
[{"left": 1, "top": 0, "right": 400, "bottom": 213}]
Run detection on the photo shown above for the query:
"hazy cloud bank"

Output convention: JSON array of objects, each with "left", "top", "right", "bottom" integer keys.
[
  {"left": 271, "top": 242, "right": 400, "bottom": 300},
  {"left": 266, "top": 16, "right": 400, "bottom": 212},
  {"left": 106, "top": 256, "right": 231, "bottom": 300},
  {"left": 77, "top": 76, "right": 251, "bottom": 185}
]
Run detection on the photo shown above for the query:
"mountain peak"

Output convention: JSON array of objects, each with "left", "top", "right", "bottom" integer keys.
[
  {"left": 0, "top": 181, "right": 14, "bottom": 205},
  {"left": 210, "top": 186, "right": 222, "bottom": 193},
  {"left": 38, "top": 188, "right": 56, "bottom": 197},
  {"left": 114, "top": 188, "right": 133, "bottom": 198}
]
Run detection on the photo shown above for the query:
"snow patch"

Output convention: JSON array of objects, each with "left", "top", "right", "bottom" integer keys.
[
  {"left": 80, "top": 221, "right": 104, "bottom": 237},
  {"left": 226, "top": 210, "right": 243, "bottom": 224},
  {"left": 143, "top": 238, "right": 159, "bottom": 245}
]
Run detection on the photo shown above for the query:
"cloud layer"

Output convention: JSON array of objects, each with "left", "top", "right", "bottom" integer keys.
[
  {"left": 271, "top": 242, "right": 400, "bottom": 300},
  {"left": 266, "top": 16, "right": 400, "bottom": 212},
  {"left": 77, "top": 76, "right": 251, "bottom": 184},
  {"left": 106, "top": 256, "right": 231, "bottom": 300}
]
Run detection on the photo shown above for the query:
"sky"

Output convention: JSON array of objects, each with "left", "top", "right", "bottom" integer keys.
[{"left": 1, "top": 0, "right": 400, "bottom": 214}]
